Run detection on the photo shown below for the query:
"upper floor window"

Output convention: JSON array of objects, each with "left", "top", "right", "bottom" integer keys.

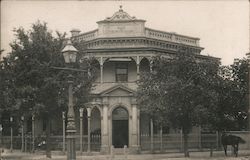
[{"left": 116, "top": 63, "right": 128, "bottom": 82}]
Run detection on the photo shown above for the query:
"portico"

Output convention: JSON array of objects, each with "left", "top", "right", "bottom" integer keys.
[{"left": 85, "top": 84, "right": 140, "bottom": 153}]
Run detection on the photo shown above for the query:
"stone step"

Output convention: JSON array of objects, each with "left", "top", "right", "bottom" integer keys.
[{"left": 113, "top": 148, "right": 125, "bottom": 155}]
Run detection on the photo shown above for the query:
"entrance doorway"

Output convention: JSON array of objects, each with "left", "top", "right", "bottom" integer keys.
[{"left": 112, "top": 107, "right": 128, "bottom": 148}]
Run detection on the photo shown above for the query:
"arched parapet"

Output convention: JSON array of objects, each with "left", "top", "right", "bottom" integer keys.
[
  {"left": 139, "top": 57, "right": 150, "bottom": 73},
  {"left": 130, "top": 56, "right": 152, "bottom": 66},
  {"left": 130, "top": 56, "right": 139, "bottom": 65},
  {"left": 95, "top": 57, "right": 109, "bottom": 66},
  {"left": 87, "top": 57, "right": 101, "bottom": 65},
  {"left": 85, "top": 102, "right": 103, "bottom": 117},
  {"left": 91, "top": 106, "right": 102, "bottom": 117},
  {"left": 139, "top": 56, "right": 151, "bottom": 64}
]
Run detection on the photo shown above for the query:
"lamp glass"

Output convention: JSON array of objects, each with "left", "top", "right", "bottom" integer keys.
[{"left": 63, "top": 51, "right": 77, "bottom": 63}]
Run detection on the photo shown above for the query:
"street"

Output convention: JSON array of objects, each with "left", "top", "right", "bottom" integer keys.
[{"left": 1, "top": 150, "right": 250, "bottom": 160}]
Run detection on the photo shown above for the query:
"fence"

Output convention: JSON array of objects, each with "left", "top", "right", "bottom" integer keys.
[
  {"left": 140, "top": 131, "right": 250, "bottom": 152},
  {"left": 0, "top": 133, "right": 101, "bottom": 152},
  {"left": 1, "top": 131, "right": 249, "bottom": 153}
]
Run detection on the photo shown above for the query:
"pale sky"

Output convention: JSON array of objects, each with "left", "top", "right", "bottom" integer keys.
[{"left": 1, "top": 0, "right": 249, "bottom": 65}]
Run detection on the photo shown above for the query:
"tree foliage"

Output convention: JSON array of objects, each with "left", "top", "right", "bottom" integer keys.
[
  {"left": 137, "top": 49, "right": 248, "bottom": 156},
  {"left": 211, "top": 58, "right": 248, "bottom": 131},
  {"left": 0, "top": 21, "right": 96, "bottom": 155},
  {"left": 138, "top": 51, "right": 220, "bottom": 130},
  {"left": 1, "top": 21, "right": 95, "bottom": 117}
]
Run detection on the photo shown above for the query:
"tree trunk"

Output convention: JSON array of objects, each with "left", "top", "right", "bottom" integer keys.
[
  {"left": 183, "top": 132, "right": 189, "bottom": 157},
  {"left": 46, "top": 118, "right": 51, "bottom": 158}
]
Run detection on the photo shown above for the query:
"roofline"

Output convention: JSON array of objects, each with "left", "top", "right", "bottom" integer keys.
[
  {"left": 99, "top": 84, "right": 136, "bottom": 96},
  {"left": 196, "top": 54, "right": 221, "bottom": 61},
  {"left": 97, "top": 19, "right": 146, "bottom": 24},
  {"left": 72, "top": 29, "right": 98, "bottom": 38},
  {"left": 145, "top": 27, "right": 200, "bottom": 40},
  {"left": 81, "top": 36, "right": 204, "bottom": 50},
  {"left": 82, "top": 48, "right": 220, "bottom": 64},
  {"left": 81, "top": 47, "right": 199, "bottom": 57}
]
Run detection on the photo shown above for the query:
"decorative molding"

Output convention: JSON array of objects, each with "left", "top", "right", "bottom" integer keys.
[{"left": 80, "top": 38, "right": 203, "bottom": 54}]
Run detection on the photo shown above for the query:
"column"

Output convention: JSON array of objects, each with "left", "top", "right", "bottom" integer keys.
[
  {"left": 100, "top": 57, "right": 103, "bottom": 84},
  {"left": 136, "top": 56, "right": 140, "bottom": 80},
  {"left": 198, "top": 125, "right": 202, "bottom": 151},
  {"left": 62, "top": 112, "right": 66, "bottom": 153},
  {"left": 32, "top": 114, "right": 35, "bottom": 153},
  {"left": 132, "top": 106, "right": 137, "bottom": 135},
  {"left": 79, "top": 108, "right": 83, "bottom": 153},
  {"left": 160, "top": 125, "right": 163, "bottom": 152},
  {"left": 150, "top": 60, "right": 153, "bottom": 73},
  {"left": 131, "top": 99, "right": 139, "bottom": 153},
  {"left": 150, "top": 118, "right": 154, "bottom": 153},
  {"left": 137, "top": 108, "right": 140, "bottom": 148},
  {"left": 87, "top": 107, "right": 91, "bottom": 154},
  {"left": 100, "top": 65, "right": 103, "bottom": 84},
  {"left": 101, "top": 103, "right": 109, "bottom": 153}
]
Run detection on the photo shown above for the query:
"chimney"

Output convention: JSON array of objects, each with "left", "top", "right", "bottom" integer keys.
[{"left": 70, "top": 29, "right": 81, "bottom": 37}]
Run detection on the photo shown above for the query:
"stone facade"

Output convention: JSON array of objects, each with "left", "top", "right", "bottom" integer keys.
[{"left": 66, "top": 6, "right": 214, "bottom": 154}]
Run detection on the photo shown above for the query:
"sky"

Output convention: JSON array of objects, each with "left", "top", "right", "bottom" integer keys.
[{"left": 1, "top": 0, "right": 249, "bottom": 65}]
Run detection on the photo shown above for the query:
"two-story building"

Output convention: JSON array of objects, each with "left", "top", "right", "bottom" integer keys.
[{"left": 67, "top": 6, "right": 213, "bottom": 154}]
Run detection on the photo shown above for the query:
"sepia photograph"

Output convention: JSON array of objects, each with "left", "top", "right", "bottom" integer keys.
[{"left": 0, "top": 0, "right": 249, "bottom": 159}]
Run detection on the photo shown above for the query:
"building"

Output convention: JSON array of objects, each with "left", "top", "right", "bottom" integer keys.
[
  {"left": 1, "top": 6, "right": 219, "bottom": 153},
  {"left": 68, "top": 6, "right": 211, "bottom": 154}
]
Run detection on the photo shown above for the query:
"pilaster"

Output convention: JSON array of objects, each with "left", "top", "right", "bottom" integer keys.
[
  {"left": 130, "top": 98, "right": 140, "bottom": 153},
  {"left": 101, "top": 102, "right": 110, "bottom": 154}
]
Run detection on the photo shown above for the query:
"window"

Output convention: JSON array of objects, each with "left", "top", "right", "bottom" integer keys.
[{"left": 116, "top": 63, "right": 128, "bottom": 82}]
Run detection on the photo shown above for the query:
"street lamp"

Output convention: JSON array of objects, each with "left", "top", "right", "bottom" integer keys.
[{"left": 61, "top": 39, "right": 78, "bottom": 160}]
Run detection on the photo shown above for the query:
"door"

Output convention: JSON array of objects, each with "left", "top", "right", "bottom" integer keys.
[{"left": 112, "top": 107, "right": 129, "bottom": 148}]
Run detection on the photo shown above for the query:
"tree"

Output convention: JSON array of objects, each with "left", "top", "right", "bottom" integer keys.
[
  {"left": 0, "top": 21, "right": 95, "bottom": 157},
  {"left": 137, "top": 49, "right": 221, "bottom": 157},
  {"left": 209, "top": 58, "right": 248, "bottom": 131}
]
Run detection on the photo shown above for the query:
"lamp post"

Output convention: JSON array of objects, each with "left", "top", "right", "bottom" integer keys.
[
  {"left": 61, "top": 39, "right": 78, "bottom": 160},
  {"left": 62, "top": 112, "right": 66, "bottom": 153},
  {"left": 10, "top": 116, "right": 13, "bottom": 153}
]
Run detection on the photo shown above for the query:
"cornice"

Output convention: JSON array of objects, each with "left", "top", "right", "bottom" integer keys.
[
  {"left": 75, "top": 37, "right": 204, "bottom": 52},
  {"left": 82, "top": 47, "right": 178, "bottom": 54}
]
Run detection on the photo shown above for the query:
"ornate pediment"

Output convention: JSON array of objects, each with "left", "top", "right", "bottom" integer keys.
[
  {"left": 104, "top": 6, "right": 136, "bottom": 22},
  {"left": 100, "top": 84, "right": 135, "bottom": 97}
]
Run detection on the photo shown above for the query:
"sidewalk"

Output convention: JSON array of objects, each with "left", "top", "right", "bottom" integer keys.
[{"left": 1, "top": 149, "right": 250, "bottom": 160}]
